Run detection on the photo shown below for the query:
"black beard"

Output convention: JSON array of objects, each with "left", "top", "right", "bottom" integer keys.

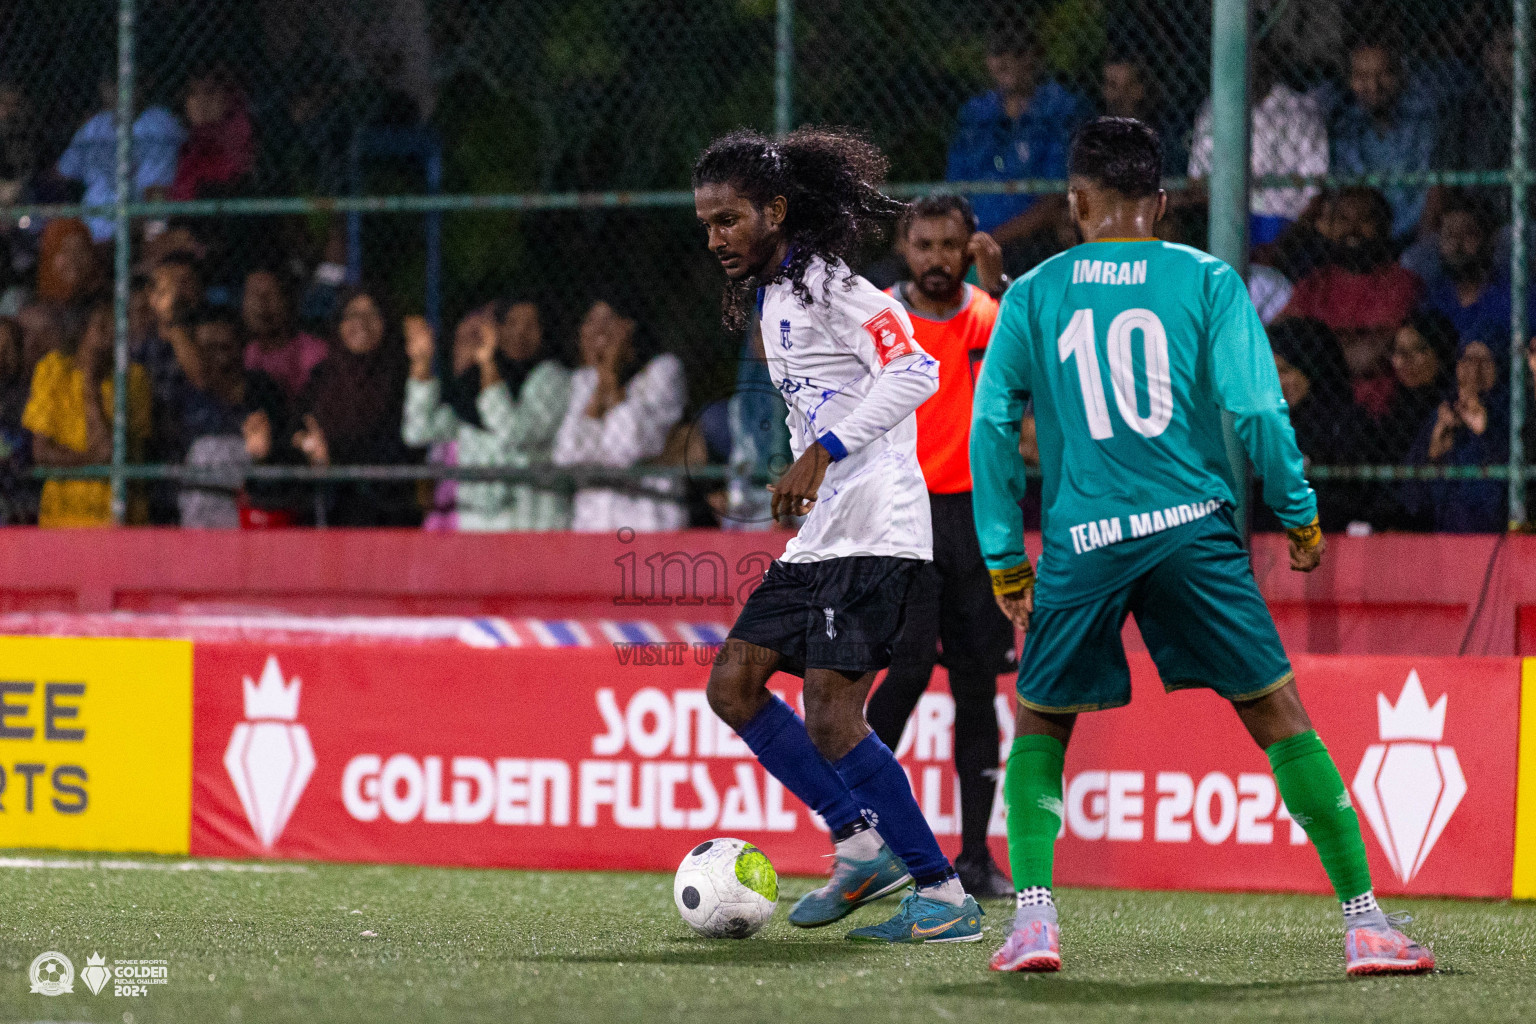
[
  {"left": 717, "top": 247, "right": 778, "bottom": 332},
  {"left": 914, "top": 274, "right": 962, "bottom": 302},
  {"left": 1332, "top": 239, "right": 1392, "bottom": 274},
  {"left": 1444, "top": 259, "right": 1491, "bottom": 285}
]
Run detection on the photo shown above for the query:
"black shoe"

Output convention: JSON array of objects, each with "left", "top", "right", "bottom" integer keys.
[{"left": 955, "top": 849, "right": 1014, "bottom": 899}]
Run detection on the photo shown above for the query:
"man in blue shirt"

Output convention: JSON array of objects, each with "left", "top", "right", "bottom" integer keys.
[
  {"left": 1330, "top": 40, "right": 1439, "bottom": 240},
  {"left": 946, "top": 27, "right": 1087, "bottom": 249},
  {"left": 1100, "top": 54, "right": 1188, "bottom": 181},
  {"left": 1425, "top": 190, "right": 1532, "bottom": 358},
  {"left": 56, "top": 78, "right": 185, "bottom": 243}
]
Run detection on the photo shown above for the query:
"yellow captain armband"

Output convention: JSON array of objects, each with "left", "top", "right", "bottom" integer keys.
[
  {"left": 1286, "top": 516, "right": 1323, "bottom": 551},
  {"left": 989, "top": 561, "right": 1036, "bottom": 598}
]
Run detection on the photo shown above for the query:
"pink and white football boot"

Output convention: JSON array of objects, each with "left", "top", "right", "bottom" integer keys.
[
  {"left": 989, "top": 917, "right": 1061, "bottom": 973},
  {"left": 1345, "top": 916, "right": 1435, "bottom": 977}
]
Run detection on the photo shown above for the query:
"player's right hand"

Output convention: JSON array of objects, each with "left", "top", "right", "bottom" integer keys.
[
  {"left": 767, "top": 441, "right": 832, "bottom": 519},
  {"left": 989, "top": 563, "right": 1036, "bottom": 631},
  {"left": 995, "top": 588, "right": 1034, "bottom": 633}
]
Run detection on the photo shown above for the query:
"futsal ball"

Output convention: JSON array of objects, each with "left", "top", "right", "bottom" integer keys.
[{"left": 673, "top": 837, "right": 778, "bottom": 938}]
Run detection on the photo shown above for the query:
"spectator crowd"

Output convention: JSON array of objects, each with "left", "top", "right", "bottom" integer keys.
[
  {"left": 0, "top": 59, "right": 709, "bottom": 532},
  {"left": 0, "top": 249, "right": 703, "bottom": 530},
  {"left": 0, "top": 16, "right": 1531, "bottom": 533},
  {"left": 943, "top": 21, "right": 1535, "bottom": 534}
]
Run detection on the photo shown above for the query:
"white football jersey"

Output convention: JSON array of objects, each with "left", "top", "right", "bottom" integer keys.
[{"left": 759, "top": 256, "right": 939, "bottom": 562}]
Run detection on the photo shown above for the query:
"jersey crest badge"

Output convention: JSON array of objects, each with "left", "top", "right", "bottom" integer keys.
[
  {"left": 862, "top": 309, "right": 917, "bottom": 365},
  {"left": 779, "top": 318, "right": 792, "bottom": 349}
]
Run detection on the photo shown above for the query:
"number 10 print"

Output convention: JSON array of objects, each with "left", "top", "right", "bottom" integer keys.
[{"left": 1057, "top": 307, "right": 1173, "bottom": 440}]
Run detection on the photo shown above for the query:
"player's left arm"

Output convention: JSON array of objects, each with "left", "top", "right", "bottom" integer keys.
[
  {"left": 1206, "top": 265, "right": 1325, "bottom": 571},
  {"left": 772, "top": 297, "right": 940, "bottom": 517},
  {"left": 817, "top": 297, "right": 939, "bottom": 460}
]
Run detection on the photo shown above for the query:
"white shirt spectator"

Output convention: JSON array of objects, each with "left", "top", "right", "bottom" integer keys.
[
  {"left": 1248, "top": 264, "right": 1294, "bottom": 325},
  {"left": 403, "top": 361, "right": 572, "bottom": 531},
  {"left": 1189, "top": 83, "right": 1328, "bottom": 220},
  {"left": 554, "top": 353, "right": 687, "bottom": 532}
]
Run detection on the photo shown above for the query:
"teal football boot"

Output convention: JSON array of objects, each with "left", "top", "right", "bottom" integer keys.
[
  {"left": 846, "top": 891, "right": 985, "bottom": 943},
  {"left": 788, "top": 844, "right": 910, "bottom": 928}
]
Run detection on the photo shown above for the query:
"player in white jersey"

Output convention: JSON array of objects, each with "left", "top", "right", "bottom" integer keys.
[
  {"left": 761, "top": 255, "right": 936, "bottom": 562},
  {"left": 693, "top": 128, "right": 983, "bottom": 943}
]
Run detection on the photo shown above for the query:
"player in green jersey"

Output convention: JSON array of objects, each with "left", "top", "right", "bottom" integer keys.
[{"left": 970, "top": 117, "right": 1434, "bottom": 978}]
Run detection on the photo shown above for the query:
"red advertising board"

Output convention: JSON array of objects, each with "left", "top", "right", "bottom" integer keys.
[
  {"left": 193, "top": 642, "right": 852, "bottom": 873},
  {"left": 191, "top": 641, "right": 1522, "bottom": 898},
  {"left": 1053, "top": 655, "right": 1519, "bottom": 898}
]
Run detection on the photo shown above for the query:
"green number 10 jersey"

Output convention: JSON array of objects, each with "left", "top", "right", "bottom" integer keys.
[{"left": 970, "top": 239, "right": 1317, "bottom": 608}]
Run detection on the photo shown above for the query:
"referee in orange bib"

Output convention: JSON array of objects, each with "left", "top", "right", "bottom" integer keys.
[{"left": 867, "top": 194, "right": 1018, "bottom": 897}]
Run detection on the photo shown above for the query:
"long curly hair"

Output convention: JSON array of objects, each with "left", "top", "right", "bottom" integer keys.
[{"left": 693, "top": 126, "right": 906, "bottom": 330}]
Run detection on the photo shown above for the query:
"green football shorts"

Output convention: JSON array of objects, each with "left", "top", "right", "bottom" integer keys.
[{"left": 1016, "top": 509, "right": 1294, "bottom": 713}]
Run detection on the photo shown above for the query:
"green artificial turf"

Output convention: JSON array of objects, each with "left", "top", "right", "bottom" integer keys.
[{"left": 1, "top": 851, "right": 1533, "bottom": 1024}]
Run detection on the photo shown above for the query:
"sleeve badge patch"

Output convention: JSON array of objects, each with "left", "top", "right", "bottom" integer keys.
[{"left": 862, "top": 309, "right": 917, "bottom": 365}]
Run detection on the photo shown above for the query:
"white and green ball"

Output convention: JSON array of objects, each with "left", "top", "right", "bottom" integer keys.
[{"left": 673, "top": 837, "right": 778, "bottom": 938}]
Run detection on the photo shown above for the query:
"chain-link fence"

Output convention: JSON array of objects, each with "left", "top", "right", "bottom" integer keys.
[
  {"left": 1228, "top": 0, "right": 1532, "bottom": 533},
  {"left": 0, "top": 0, "right": 1528, "bottom": 532}
]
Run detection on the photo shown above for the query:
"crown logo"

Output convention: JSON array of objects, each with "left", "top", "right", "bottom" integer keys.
[
  {"left": 79, "top": 952, "right": 111, "bottom": 995},
  {"left": 1376, "top": 670, "right": 1446, "bottom": 742},
  {"left": 1353, "top": 668, "right": 1465, "bottom": 883},
  {"left": 227, "top": 654, "right": 315, "bottom": 848},
  {"left": 242, "top": 655, "right": 301, "bottom": 721}
]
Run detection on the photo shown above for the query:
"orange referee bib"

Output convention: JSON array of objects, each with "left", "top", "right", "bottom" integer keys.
[{"left": 887, "top": 282, "right": 999, "bottom": 494}]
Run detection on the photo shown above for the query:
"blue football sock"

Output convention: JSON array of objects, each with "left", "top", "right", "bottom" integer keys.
[
  {"left": 834, "top": 731, "right": 953, "bottom": 886},
  {"left": 737, "top": 695, "right": 864, "bottom": 834}
]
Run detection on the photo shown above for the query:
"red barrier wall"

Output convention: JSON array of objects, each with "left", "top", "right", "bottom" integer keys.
[
  {"left": 191, "top": 641, "right": 1522, "bottom": 898},
  {"left": 2, "top": 528, "right": 1535, "bottom": 655}
]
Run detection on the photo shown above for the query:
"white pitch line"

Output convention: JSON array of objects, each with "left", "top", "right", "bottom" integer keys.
[{"left": 0, "top": 856, "right": 308, "bottom": 874}]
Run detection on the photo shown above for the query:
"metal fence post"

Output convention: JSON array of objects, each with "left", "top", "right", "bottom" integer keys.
[
  {"left": 426, "top": 137, "right": 443, "bottom": 331},
  {"left": 1210, "top": 0, "right": 1252, "bottom": 541},
  {"left": 110, "top": 0, "right": 136, "bottom": 525},
  {"left": 774, "top": 0, "right": 794, "bottom": 137},
  {"left": 1512, "top": 0, "right": 1530, "bottom": 528}
]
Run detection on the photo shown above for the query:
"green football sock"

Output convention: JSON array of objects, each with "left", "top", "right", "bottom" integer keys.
[
  {"left": 1004, "top": 734, "right": 1066, "bottom": 891},
  {"left": 1267, "top": 729, "right": 1373, "bottom": 902}
]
